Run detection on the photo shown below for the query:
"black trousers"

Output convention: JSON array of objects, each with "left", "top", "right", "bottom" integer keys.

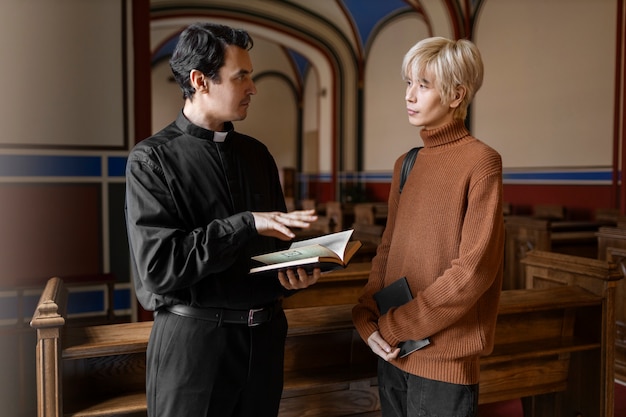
[
  {"left": 378, "top": 358, "right": 478, "bottom": 417},
  {"left": 146, "top": 308, "right": 288, "bottom": 417}
]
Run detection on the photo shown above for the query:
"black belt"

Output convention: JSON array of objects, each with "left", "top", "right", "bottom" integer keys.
[{"left": 165, "top": 302, "right": 279, "bottom": 327}]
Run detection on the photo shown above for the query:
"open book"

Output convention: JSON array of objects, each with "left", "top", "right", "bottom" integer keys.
[{"left": 249, "top": 229, "right": 362, "bottom": 274}]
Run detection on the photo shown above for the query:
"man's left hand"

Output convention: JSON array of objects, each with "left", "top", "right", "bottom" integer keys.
[{"left": 278, "top": 267, "right": 321, "bottom": 290}]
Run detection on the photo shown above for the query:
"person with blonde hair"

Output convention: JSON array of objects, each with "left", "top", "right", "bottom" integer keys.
[{"left": 353, "top": 37, "right": 504, "bottom": 417}]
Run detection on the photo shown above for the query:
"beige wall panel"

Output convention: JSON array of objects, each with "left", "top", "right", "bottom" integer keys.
[
  {"left": 303, "top": 130, "right": 320, "bottom": 175},
  {"left": 364, "top": 15, "right": 430, "bottom": 171},
  {"left": 249, "top": 38, "right": 298, "bottom": 85},
  {"left": 473, "top": 0, "right": 615, "bottom": 168},
  {"left": 421, "top": 0, "right": 455, "bottom": 37},
  {"left": 236, "top": 76, "right": 297, "bottom": 171},
  {"left": 303, "top": 68, "right": 321, "bottom": 173},
  {"left": 151, "top": 60, "right": 184, "bottom": 134},
  {"left": 0, "top": 0, "right": 125, "bottom": 147}
]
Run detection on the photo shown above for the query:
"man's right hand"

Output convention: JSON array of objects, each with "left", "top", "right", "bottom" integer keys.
[
  {"left": 367, "top": 330, "right": 400, "bottom": 361},
  {"left": 252, "top": 209, "right": 318, "bottom": 241}
]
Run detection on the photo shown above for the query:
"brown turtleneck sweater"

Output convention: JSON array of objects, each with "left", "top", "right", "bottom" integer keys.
[{"left": 352, "top": 119, "right": 504, "bottom": 385}]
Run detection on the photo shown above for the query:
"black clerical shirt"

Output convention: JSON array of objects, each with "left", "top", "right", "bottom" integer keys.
[{"left": 125, "top": 112, "right": 290, "bottom": 312}]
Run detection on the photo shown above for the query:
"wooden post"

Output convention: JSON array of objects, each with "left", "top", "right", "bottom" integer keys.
[{"left": 30, "top": 277, "right": 67, "bottom": 417}]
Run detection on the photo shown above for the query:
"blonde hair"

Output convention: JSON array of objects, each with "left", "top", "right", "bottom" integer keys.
[{"left": 402, "top": 37, "right": 483, "bottom": 120}]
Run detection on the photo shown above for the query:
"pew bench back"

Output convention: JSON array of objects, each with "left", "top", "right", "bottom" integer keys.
[{"left": 479, "top": 286, "right": 602, "bottom": 406}]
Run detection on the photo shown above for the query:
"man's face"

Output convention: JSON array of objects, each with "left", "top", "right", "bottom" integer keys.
[
  {"left": 204, "top": 45, "right": 257, "bottom": 127},
  {"left": 404, "top": 71, "right": 455, "bottom": 130}
]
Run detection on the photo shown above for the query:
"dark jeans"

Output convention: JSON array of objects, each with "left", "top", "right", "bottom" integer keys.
[
  {"left": 378, "top": 358, "right": 478, "bottom": 417},
  {"left": 147, "top": 308, "right": 288, "bottom": 417}
]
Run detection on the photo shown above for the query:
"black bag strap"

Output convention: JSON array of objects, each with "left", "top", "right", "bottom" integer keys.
[{"left": 399, "top": 146, "right": 422, "bottom": 194}]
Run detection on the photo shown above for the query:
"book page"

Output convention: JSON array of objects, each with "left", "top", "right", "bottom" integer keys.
[
  {"left": 251, "top": 244, "right": 338, "bottom": 265},
  {"left": 290, "top": 229, "right": 353, "bottom": 259},
  {"left": 249, "top": 229, "right": 360, "bottom": 274}
]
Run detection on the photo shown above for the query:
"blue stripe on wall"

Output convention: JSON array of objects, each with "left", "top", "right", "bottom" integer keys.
[
  {"left": 67, "top": 291, "right": 105, "bottom": 315},
  {"left": 502, "top": 170, "right": 613, "bottom": 182},
  {"left": 0, "top": 296, "right": 17, "bottom": 320},
  {"left": 0, "top": 154, "right": 613, "bottom": 186},
  {"left": 343, "top": 169, "right": 614, "bottom": 185},
  {"left": 24, "top": 295, "right": 40, "bottom": 318},
  {"left": 0, "top": 155, "right": 102, "bottom": 176},
  {"left": 108, "top": 156, "right": 127, "bottom": 177},
  {"left": 114, "top": 287, "right": 132, "bottom": 310}
]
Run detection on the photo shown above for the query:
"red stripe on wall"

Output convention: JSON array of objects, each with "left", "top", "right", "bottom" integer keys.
[
  {"left": 0, "top": 184, "right": 102, "bottom": 287},
  {"left": 502, "top": 184, "right": 614, "bottom": 219}
]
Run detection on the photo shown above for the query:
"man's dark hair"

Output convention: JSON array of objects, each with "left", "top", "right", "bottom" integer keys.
[{"left": 169, "top": 22, "right": 253, "bottom": 99}]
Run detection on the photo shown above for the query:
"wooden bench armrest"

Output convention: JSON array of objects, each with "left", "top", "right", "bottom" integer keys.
[{"left": 30, "top": 276, "right": 67, "bottom": 330}]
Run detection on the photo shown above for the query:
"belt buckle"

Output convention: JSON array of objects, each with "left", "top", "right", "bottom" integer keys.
[{"left": 248, "top": 307, "right": 264, "bottom": 327}]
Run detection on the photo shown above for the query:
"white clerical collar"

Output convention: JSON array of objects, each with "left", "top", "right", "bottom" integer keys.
[{"left": 213, "top": 131, "right": 228, "bottom": 143}]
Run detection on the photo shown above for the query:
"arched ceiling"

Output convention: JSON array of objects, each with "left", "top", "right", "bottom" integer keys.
[{"left": 151, "top": 0, "right": 416, "bottom": 68}]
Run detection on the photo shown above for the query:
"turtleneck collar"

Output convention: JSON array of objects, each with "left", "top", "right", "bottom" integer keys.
[
  {"left": 175, "top": 111, "right": 234, "bottom": 141},
  {"left": 419, "top": 119, "right": 471, "bottom": 149}
]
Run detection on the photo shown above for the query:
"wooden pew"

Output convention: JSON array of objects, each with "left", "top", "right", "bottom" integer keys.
[
  {"left": 301, "top": 201, "right": 343, "bottom": 236},
  {"left": 504, "top": 215, "right": 604, "bottom": 290},
  {"left": 29, "top": 265, "right": 373, "bottom": 417},
  {"left": 521, "top": 250, "right": 621, "bottom": 416},
  {"left": 349, "top": 203, "right": 384, "bottom": 261},
  {"left": 280, "top": 304, "right": 378, "bottom": 416},
  {"left": 281, "top": 262, "right": 377, "bottom": 415},
  {"left": 480, "top": 286, "right": 606, "bottom": 413},
  {"left": 595, "top": 226, "right": 626, "bottom": 383},
  {"left": 325, "top": 201, "right": 343, "bottom": 233},
  {"left": 282, "top": 262, "right": 370, "bottom": 309},
  {"left": 595, "top": 207, "right": 621, "bottom": 225},
  {"left": 532, "top": 204, "right": 565, "bottom": 220},
  {"left": 31, "top": 256, "right": 619, "bottom": 417}
]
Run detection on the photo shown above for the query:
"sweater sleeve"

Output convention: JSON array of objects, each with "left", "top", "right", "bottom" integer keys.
[
  {"left": 125, "top": 150, "right": 257, "bottom": 296},
  {"left": 352, "top": 154, "right": 406, "bottom": 343}
]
